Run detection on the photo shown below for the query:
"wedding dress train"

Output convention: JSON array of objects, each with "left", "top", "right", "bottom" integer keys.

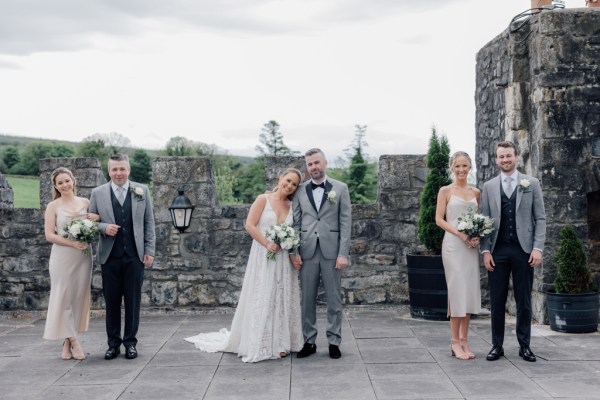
[{"left": 185, "top": 198, "right": 303, "bottom": 362}]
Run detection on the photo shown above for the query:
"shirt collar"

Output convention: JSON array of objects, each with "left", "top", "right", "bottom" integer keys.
[
  {"left": 501, "top": 171, "right": 518, "bottom": 181},
  {"left": 111, "top": 181, "right": 130, "bottom": 192}
]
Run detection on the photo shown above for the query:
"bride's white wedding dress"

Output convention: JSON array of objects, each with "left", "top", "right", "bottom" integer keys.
[{"left": 185, "top": 197, "right": 303, "bottom": 362}]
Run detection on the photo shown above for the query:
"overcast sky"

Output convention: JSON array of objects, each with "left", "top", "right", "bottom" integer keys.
[{"left": 0, "top": 0, "right": 587, "bottom": 162}]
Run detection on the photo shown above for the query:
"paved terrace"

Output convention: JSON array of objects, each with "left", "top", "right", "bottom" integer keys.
[{"left": 1, "top": 307, "right": 600, "bottom": 400}]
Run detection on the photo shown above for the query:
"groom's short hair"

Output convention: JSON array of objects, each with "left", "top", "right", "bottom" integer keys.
[
  {"left": 495, "top": 141, "right": 519, "bottom": 156},
  {"left": 109, "top": 153, "right": 130, "bottom": 164},
  {"left": 305, "top": 148, "right": 325, "bottom": 158}
]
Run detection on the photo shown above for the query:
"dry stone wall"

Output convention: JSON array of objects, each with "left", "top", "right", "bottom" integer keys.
[{"left": 0, "top": 154, "right": 428, "bottom": 311}]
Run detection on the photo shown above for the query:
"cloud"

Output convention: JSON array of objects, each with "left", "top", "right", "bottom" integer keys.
[
  {"left": 0, "top": 58, "right": 22, "bottom": 69},
  {"left": 0, "top": 0, "right": 466, "bottom": 56}
]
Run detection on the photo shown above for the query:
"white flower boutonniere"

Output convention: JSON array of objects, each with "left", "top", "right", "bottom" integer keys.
[
  {"left": 327, "top": 190, "right": 337, "bottom": 204},
  {"left": 518, "top": 179, "right": 531, "bottom": 192},
  {"left": 130, "top": 186, "right": 144, "bottom": 200}
]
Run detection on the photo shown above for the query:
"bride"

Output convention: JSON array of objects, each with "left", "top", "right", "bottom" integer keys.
[{"left": 185, "top": 168, "right": 304, "bottom": 362}]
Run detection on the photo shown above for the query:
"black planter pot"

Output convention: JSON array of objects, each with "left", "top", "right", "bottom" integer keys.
[
  {"left": 546, "top": 291, "right": 599, "bottom": 333},
  {"left": 406, "top": 254, "right": 449, "bottom": 321}
]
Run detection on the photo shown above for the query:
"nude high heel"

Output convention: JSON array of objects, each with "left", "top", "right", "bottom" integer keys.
[
  {"left": 61, "top": 338, "right": 72, "bottom": 360},
  {"left": 460, "top": 338, "right": 475, "bottom": 359},
  {"left": 451, "top": 340, "right": 470, "bottom": 360},
  {"left": 69, "top": 337, "right": 86, "bottom": 360}
]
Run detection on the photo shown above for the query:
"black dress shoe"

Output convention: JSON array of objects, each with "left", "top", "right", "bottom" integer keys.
[
  {"left": 104, "top": 346, "right": 120, "bottom": 360},
  {"left": 296, "top": 343, "right": 316, "bottom": 358},
  {"left": 519, "top": 346, "right": 536, "bottom": 362},
  {"left": 329, "top": 344, "right": 342, "bottom": 359},
  {"left": 125, "top": 345, "right": 138, "bottom": 359},
  {"left": 486, "top": 346, "right": 504, "bottom": 361}
]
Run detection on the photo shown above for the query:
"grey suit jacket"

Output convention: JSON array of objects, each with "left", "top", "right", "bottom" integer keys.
[
  {"left": 292, "top": 178, "right": 352, "bottom": 260},
  {"left": 88, "top": 181, "right": 156, "bottom": 264},
  {"left": 480, "top": 173, "right": 546, "bottom": 254}
]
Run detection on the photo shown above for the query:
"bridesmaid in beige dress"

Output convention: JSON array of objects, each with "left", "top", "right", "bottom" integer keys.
[
  {"left": 436, "top": 151, "right": 481, "bottom": 361},
  {"left": 43, "top": 167, "right": 99, "bottom": 360}
]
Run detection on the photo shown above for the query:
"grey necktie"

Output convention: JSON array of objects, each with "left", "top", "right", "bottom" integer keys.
[
  {"left": 116, "top": 186, "right": 126, "bottom": 206},
  {"left": 504, "top": 176, "right": 514, "bottom": 197}
]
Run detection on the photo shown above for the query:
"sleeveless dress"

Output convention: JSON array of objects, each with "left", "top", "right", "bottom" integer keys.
[
  {"left": 185, "top": 197, "right": 303, "bottom": 362},
  {"left": 43, "top": 207, "right": 92, "bottom": 340},
  {"left": 441, "top": 196, "right": 481, "bottom": 317}
]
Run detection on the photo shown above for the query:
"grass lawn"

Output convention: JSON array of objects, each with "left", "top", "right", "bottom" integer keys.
[{"left": 6, "top": 175, "right": 40, "bottom": 208}]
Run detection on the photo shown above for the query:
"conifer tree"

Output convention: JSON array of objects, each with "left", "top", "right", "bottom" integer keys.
[
  {"left": 417, "top": 127, "right": 451, "bottom": 254},
  {"left": 553, "top": 225, "right": 591, "bottom": 294},
  {"left": 255, "top": 120, "right": 298, "bottom": 156}
]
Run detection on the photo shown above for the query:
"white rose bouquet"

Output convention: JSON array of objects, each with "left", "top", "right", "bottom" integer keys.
[
  {"left": 264, "top": 223, "right": 300, "bottom": 261},
  {"left": 63, "top": 218, "right": 98, "bottom": 255},
  {"left": 456, "top": 207, "right": 494, "bottom": 248}
]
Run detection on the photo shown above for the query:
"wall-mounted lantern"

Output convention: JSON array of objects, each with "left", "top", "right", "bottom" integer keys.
[{"left": 169, "top": 187, "right": 194, "bottom": 233}]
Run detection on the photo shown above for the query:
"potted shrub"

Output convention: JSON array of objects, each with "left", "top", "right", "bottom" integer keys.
[
  {"left": 547, "top": 225, "right": 599, "bottom": 333},
  {"left": 407, "top": 127, "right": 452, "bottom": 320}
]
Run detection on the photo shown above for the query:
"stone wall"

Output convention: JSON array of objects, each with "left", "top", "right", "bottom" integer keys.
[
  {"left": 475, "top": 8, "right": 600, "bottom": 323},
  {"left": 0, "top": 158, "right": 107, "bottom": 309},
  {"left": 0, "top": 173, "right": 13, "bottom": 209},
  {"left": 0, "top": 154, "right": 428, "bottom": 311}
]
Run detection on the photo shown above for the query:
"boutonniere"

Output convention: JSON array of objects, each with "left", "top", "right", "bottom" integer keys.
[
  {"left": 326, "top": 190, "right": 337, "bottom": 204},
  {"left": 130, "top": 186, "right": 144, "bottom": 200},
  {"left": 518, "top": 179, "right": 531, "bottom": 192}
]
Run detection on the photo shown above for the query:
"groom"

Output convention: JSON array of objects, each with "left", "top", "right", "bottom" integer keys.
[
  {"left": 480, "top": 141, "right": 546, "bottom": 363},
  {"left": 89, "top": 154, "right": 155, "bottom": 360},
  {"left": 291, "top": 148, "right": 352, "bottom": 359}
]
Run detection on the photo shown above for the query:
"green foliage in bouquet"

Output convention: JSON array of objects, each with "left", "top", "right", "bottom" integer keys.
[
  {"left": 417, "top": 127, "right": 451, "bottom": 254},
  {"left": 553, "top": 225, "right": 592, "bottom": 294}
]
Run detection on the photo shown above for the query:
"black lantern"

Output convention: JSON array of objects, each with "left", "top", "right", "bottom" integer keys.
[{"left": 169, "top": 187, "right": 194, "bottom": 233}]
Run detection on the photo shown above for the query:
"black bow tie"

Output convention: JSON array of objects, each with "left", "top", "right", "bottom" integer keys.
[{"left": 311, "top": 182, "right": 325, "bottom": 190}]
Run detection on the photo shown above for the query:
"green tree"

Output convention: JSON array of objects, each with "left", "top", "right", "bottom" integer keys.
[
  {"left": 84, "top": 132, "right": 131, "bottom": 154},
  {"left": 235, "top": 158, "right": 266, "bottom": 203},
  {"left": 78, "top": 138, "right": 111, "bottom": 173},
  {"left": 215, "top": 164, "right": 241, "bottom": 204},
  {"left": 255, "top": 120, "right": 298, "bottom": 156},
  {"left": 9, "top": 141, "right": 74, "bottom": 175},
  {"left": 345, "top": 124, "right": 377, "bottom": 204},
  {"left": 165, "top": 136, "right": 195, "bottom": 156},
  {"left": 129, "top": 149, "right": 152, "bottom": 184},
  {"left": 553, "top": 225, "right": 591, "bottom": 294},
  {"left": 1, "top": 145, "right": 20, "bottom": 170},
  {"left": 417, "top": 126, "right": 451, "bottom": 254}
]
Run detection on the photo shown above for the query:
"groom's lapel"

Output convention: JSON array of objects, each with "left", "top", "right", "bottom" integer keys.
[
  {"left": 305, "top": 184, "right": 317, "bottom": 213},
  {"left": 321, "top": 180, "right": 334, "bottom": 209}
]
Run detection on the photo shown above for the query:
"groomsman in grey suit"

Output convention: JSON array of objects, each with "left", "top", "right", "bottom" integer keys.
[
  {"left": 291, "top": 148, "right": 352, "bottom": 359},
  {"left": 89, "top": 154, "right": 155, "bottom": 360},
  {"left": 480, "top": 141, "right": 546, "bottom": 363}
]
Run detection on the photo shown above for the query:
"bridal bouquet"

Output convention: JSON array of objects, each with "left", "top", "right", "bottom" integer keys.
[
  {"left": 456, "top": 208, "right": 494, "bottom": 247},
  {"left": 63, "top": 218, "right": 98, "bottom": 255},
  {"left": 264, "top": 223, "right": 300, "bottom": 261}
]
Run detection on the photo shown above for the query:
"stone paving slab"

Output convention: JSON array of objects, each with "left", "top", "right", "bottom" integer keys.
[{"left": 1, "top": 306, "right": 600, "bottom": 400}]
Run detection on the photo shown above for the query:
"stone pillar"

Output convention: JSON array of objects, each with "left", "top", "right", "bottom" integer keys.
[
  {"left": 0, "top": 173, "right": 13, "bottom": 209},
  {"left": 264, "top": 156, "right": 306, "bottom": 189},
  {"left": 39, "top": 158, "right": 106, "bottom": 208},
  {"left": 476, "top": 8, "right": 600, "bottom": 323}
]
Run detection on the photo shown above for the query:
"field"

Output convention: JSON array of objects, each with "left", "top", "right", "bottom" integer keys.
[{"left": 5, "top": 175, "right": 40, "bottom": 208}]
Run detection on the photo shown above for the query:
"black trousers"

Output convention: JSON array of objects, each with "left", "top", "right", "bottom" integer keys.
[
  {"left": 488, "top": 241, "right": 534, "bottom": 348},
  {"left": 101, "top": 255, "right": 144, "bottom": 347}
]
